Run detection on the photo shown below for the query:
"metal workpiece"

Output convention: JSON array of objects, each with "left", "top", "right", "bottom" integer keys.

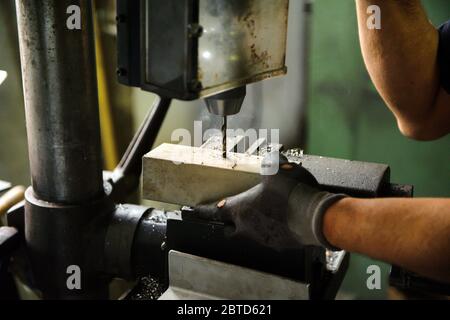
[
  {"left": 24, "top": 187, "right": 114, "bottom": 299},
  {"left": 143, "top": 143, "right": 396, "bottom": 206},
  {"left": 16, "top": 0, "right": 103, "bottom": 203}
]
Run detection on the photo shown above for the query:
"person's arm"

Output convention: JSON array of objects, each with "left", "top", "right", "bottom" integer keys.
[
  {"left": 356, "top": 0, "right": 450, "bottom": 140},
  {"left": 324, "top": 197, "right": 450, "bottom": 283},
  {"left": 192, "top": 153, "right": 450, "bottom": 284}
]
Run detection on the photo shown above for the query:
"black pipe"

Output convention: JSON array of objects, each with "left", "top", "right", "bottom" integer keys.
[
  {"left": 102, "top": 205, "right": 168, "bottom": 281},
  {"left": 16, "top": 0, "right": 104, "bottom": 204},
  {"left": 16, "top": 0, "right": 111, "bottom": 299}
]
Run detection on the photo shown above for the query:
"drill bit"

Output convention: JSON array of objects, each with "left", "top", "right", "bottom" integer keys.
[{"left": 222, "top": 116, "right": 227, "bottom": 158}]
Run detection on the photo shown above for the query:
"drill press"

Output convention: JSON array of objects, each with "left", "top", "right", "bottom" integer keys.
[{"left": 116, "top": 0, "right": 351, "bottom": 300}]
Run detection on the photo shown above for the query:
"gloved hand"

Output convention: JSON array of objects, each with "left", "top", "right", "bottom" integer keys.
[{"left": 187, "top": 152, "right": 346, "bottom": 251}]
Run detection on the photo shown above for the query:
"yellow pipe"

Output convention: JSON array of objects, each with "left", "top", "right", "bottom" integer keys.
[
  {"left": 0, "top": 186, "right": 26, "bottom": 218},
  {"left": 93, "top": 5, "right": 119, "bottom": 170}
]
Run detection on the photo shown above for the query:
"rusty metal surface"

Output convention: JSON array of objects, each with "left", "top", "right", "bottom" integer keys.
[{"left": 198, "top": 0, "right": 289, "bottom": 97}]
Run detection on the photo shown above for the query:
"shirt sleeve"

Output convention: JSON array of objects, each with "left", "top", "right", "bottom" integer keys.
[{"left": 438, "top": 21, "right": 450, "bottom": 94}]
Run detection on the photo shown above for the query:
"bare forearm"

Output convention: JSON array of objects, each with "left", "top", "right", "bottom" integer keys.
[
  {"left": 324, "top": 197, "right": 450, "bottom": 283},
  {"left": 356, "top": 0, "right": 450, "bottom": 139}
]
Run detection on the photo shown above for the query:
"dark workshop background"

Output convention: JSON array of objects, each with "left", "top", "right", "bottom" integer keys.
[{"left": 0, "top": 0, "right": 449, "bottom": 299}]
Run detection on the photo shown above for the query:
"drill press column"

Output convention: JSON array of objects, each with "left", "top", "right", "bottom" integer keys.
[{"left": 16, "top": 0, "right": 110, "bottom": 299}]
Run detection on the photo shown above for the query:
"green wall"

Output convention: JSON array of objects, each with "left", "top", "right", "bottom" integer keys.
[{"left": 308, "top": 0, "right": 450, "bottom": 299}]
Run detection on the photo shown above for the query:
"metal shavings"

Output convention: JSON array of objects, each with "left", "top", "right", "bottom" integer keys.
[
  {"left": 148, "top": 211, "right": 168, "bottom": 224},
  {"left": 326, "top": 250, "right": 346, "bottom": 273},
  {"left": 128, "top": 276, "right": 165, "bottom": 300},
  {"left": 285, "top": 148, "right": 304, "bottom": 158}
]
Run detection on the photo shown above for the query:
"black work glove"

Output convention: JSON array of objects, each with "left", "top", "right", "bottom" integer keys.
[{"left": 187, "top": 152, "right": 346, "bottom": 251}]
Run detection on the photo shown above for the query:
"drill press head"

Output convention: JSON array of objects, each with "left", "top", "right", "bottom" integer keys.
[{"left": 117, "top": 0, "right": 289, "bottom": 101}]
